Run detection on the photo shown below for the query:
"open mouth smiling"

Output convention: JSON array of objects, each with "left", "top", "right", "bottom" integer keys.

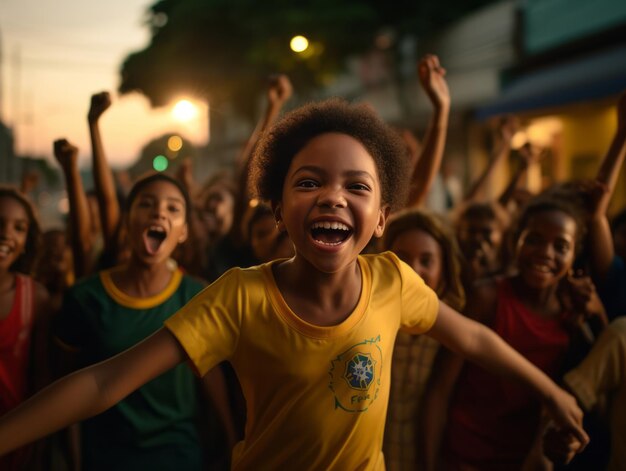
[
  {"left": 0, "top": 242, "right": 14, "bottom": 258},
  {"left": 143, "top": 225, "right": 168, "bottom": 255},
  {"left": 310, "top": 221, "right": 352, "bottom": 246},
  {"left": 530, "top": 263, "right": 551, "bottom": 273}
]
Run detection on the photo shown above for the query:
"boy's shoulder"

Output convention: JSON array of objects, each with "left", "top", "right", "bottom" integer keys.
[
  {"left": 179, "top": 272, "right": 207, "bottom": 295},
  {"left": 68, "top": 271, "right": 104, "bottom": 296},
  {"left": 198, "top": 263, "right": 269, "bottom": 297},
  {"left": 360, "top": 251, "right": 406, "bottom": 277}
]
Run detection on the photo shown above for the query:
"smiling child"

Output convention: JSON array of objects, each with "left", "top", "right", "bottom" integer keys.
[{"left": 0, "top": 100, "right": 588, "bottom": 470}]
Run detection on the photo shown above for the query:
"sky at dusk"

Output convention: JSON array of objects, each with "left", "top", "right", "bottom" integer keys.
[{"left": 0, "top": 0, "right": 208, "bottom": 169}]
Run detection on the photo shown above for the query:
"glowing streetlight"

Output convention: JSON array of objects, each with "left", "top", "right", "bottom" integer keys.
[
  {"left": 172, "top": 100, "right": 198, "bottom": 122},
  {"left": 290, "top": 35, "right": 309, "bottom": 53}
]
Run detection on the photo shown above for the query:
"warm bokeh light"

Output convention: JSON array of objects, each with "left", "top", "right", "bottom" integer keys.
[
  {"left": 153, "top": 155, "right": 169, "bottom": 172},
  {"left": 172, "top": 100, "right": 198, "bottom": 122},
  {"left": 290, "top": 35, "right": 309, "bottom": 53},
  {"left": 526, "top": 117, "right": 563, "bottom": 147},
  {"left": 511, "top": 131, "right": 528, "bottom": 149},
  {"left": 168, "top": 135, "right": 183, "bottom": 152}
]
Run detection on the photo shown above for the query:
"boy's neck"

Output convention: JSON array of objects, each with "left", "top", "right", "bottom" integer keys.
[
  {"left": 273, "top": 257, "right": 362, "bottom": 327},
  {"left": 111, "top": 258, "right": 175, "bottom": 299}
]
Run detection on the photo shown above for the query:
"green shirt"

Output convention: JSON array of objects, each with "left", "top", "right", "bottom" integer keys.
[{"left": 56, "top": 267, "right": 205, "bottom": 470}]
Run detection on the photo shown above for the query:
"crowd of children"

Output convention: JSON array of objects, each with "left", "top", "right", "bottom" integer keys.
[{"left": 0, "top": 53, "right": 624, "bottom": 471}]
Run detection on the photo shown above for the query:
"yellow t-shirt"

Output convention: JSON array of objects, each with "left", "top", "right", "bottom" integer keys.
[{"left": 165, "top": 251, "right": 439, "bottom": 471}]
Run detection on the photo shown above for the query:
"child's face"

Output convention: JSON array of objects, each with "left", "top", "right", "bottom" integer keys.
[
  {"left": 0, "top": 196, "right": 29, "bottom": 271},
  {"left": 127, "top": 180, "right": 188, "bottom": 265},
  {"left": 41, "top": 231, "right": 70, "bottom": 273},
  {"left": 275, "top": 132, "right": 388, "bottom": 273},
  {"left": 391, "top": 228, "right": 443, "bottom": 293},
  {"left": 457, "top": 215, "right": 502, "bottom": 270},
  {"left": 201, "top": 185, "right": 234, "bottom": 238},
  {"left": 515, "top": 209, "right": 577, "bottom": 289}
]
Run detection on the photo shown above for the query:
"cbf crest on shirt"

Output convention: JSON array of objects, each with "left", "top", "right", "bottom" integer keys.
[{"left": 329, "top": 336, "right": 383, "bottom": 412}]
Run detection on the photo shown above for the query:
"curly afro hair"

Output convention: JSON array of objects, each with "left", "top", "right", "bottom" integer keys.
[{"left": 248, "top": 98, "right": 410, "bottom": 211}]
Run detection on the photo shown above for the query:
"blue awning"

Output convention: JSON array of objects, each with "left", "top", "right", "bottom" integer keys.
[{"left": 475, "top": 44, "right": 626, "bottom": 119}]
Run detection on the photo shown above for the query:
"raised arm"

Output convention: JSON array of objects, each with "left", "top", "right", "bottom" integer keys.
[
  {"left": 464, "top": 116, "right": 516, "bottom": 202},
  {"left": 236, "top": 74, "right": 293, "bottom": 175},
  {"left": 588, "top": 92, "right": 626, "bottom": 280},
  {"left": 427, "top": 302, "right": 589, "bottom": 448},
  {"left": 0, "top": 328, "right": 185, "bottom": 457},
  {"left": 406, "top": 54, "right": 450, "bottom": 208},
  {"left": 88, "top": 91, "right": 120, "bottom": 254},
  {"left": 53, "top": 139, "right": 92, "bottom": 278},
  {"left": 498, "top": 142, "right": 541, "bottom": 209},
  {"left": 233, "top": 75, "right": 293, "bottom": 242}
]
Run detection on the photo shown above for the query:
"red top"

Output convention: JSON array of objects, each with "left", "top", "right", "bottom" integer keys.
[
  {"left": 0, "top": 274, "right": 35, "bottom": 470},
  {"left": 444, "top": 278, "right": 570, "bottom": 470},
  {"left": 0, "top": 274, "right": 34, "bottom": 413}
]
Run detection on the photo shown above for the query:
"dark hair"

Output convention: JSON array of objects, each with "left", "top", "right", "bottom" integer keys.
[
  {"left": 0, "top": 186, "right": 41, "bottom": 274},
  {"left": 125, "top": 173, "right": 192, "bottom": 223},
  {"left": 512, "top": 195, "right": 586, "bottom": 255},
  {"left": 382, "top": 208, "right": 465, "bottom": 311},
  {"left": 248, "top": 98, "right": 410, "bottom": 210},
  {"left": 455, "top": 201, "right": 510, "bottom": 230}
]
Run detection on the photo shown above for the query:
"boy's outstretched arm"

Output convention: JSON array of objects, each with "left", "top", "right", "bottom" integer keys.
[
  {"left": 0, "top": 328, "right": 185, "bottom": 457},
  {"left": 427, "top": 303, "right": 589, "bottom": 448},
  {"left": 406, "top": 54, "right": 450, "bottom": 208},
  {"left": 88, "top": 91, "right": 120, "bottom": 255}
]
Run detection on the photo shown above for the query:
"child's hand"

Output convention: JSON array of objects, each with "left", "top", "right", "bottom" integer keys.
[
  {"left": 88, "top": 91, "right": 112, "bottom": 123},
  {"left": 543, "top": 426, "right": 582, "bottom": 465},
  {"left": 517, "top": 142, "right": 544, "bottom": 169},
  {"left": 417, "top": 54, "right": 450, "bottom": 109},
  {"left": 561, "top": 270, "right": 608, "bottom": 331},
  {"left": 53, "top": 139, "right": 79, "bottom": 170},
  {"left": 267, "top": 75, "right": 292, "bottom": 106},
  {"left": 544, "top": 387, "right": 588, "bottom": 454},
  {"left": 496, "top": 115, "right": 518, "bottom": 144}
]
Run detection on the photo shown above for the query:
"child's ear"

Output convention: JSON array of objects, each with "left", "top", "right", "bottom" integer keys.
[
  {"left": 373, "top": 205, "right": 391, "bottom": 238},
  {"left": 177, "top": 223, "right": 189, "bottom": 244},
  {"left": 271, "top": 201, "right": 286, "bottom": 232}
]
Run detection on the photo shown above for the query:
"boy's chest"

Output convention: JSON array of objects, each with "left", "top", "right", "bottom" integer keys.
[{"left": 234, "top": 311, "right": 400, "bottom": 413}]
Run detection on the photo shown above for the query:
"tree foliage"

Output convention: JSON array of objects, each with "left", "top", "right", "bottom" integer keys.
[{"left": 119, "top": 0, "right": 496, "bottom": 117}]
